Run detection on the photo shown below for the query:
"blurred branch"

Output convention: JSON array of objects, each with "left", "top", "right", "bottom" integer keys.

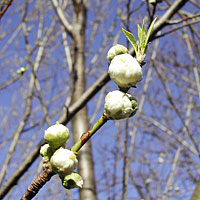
[
  {"left": 150, "top": 0, "right": 189, "bottom": 41},
  {"left": 0, "top": 2, "right": 33, "bottom": 185},
  {"left": 89, "top": 87, "right": 105, "bottom": 125},
  {"left": 130, "top": 172, "right": 146, "bottom": 199},
  {"left": 162, "top": 96, "right": 193, "bottom": 200},
  {"left": 0, "top": 71, "right": 110, "bottom": 199},
  {"left": 0, "top": 74, "right": 21, "bottom": 90},
  {"left": 61, "top": 25, "right": 73, "bottom": 73},
  {"left": 0, "top": 140, "right": 43, "bottom": 200},
  {"left": 0, "top": 23, "right": 21, "bottom": 58},
  {"left": 124, "top": 39, "right": 159, "bottom": 195},
  {"left": 121, "top": 119, "right": 129, "bottom": 200},
  {"left": 153, "top": 63, "right": 200, "bottom": 156},
  {"left": 34, "top": 77, "right": 51, "bottom": 126},
  {"left": 189, "top": 0, "right": 200, "bottom": 9},
  {"left": 183, "top": 26, "right": 200, "bottom": 100},
  {"left": 51, "top": 0, "right": 73, "bottom": 37},
  {"left": 0, "top": 0, "right": 196, "bottom": 198},
  {"left": 154, "top": 19, "right": 200, "bottom": 39},
  {"left": 145, "top": 0, "right": 157, "bottom": 23},
  {"left": 166, "top": 13, "right": 200, "bottom": 24},
  {"left": 59, "top": 72, "right": 110, "bottom": 124},
  {"left": 142, "top": 115, "right": 199, "bottom": 156},
  {"left": 129, "top": 0, "right": 190, "bottom": 54},
  {"left": 0, "top": 0, "right": 14, "bottom": 20},
  {"left": 0, "top": 2, "right": 56, "bottom": 190},
  {"left": 0, "top": 81, "right": 33, "bottom": 185}
]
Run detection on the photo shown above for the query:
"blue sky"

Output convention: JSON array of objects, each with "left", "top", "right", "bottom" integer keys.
[{"left": 0, "top": 0, "right": 200, "bottom": 200}]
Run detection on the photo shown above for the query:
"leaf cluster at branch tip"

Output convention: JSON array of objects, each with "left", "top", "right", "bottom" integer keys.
[{"left": 122, "top": 18, "right": 157, "bottom": 64}]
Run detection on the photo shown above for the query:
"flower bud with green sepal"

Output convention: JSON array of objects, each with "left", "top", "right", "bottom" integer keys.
[
  {"left": 40, "top": 144, "right": 54, "bottom": 161},
  {"left": 17, "top": 65, "right": 28, "bottom": 75},
  {"left": 44, "top": 122, "right": 69, "bottom": 150},
  {"left": 104, "top": 90, "right": 138, "bottom": 120},
  {"left": 108, "top": 54, "right": 142, "bottom": 88},
  {"left": 61, "top": 172, "right": 83, "bottom": 189},
  {"left": 50, "top": 147, "right": 78, "bottom": 177},
  {"left": 107, "top": 44, "right": 128, "bottom": 62},
  {"left": 149, "top": 0, "right": 162, "bottom": 4}
]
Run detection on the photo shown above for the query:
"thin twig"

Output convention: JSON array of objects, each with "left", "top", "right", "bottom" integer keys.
[
  {"left": 154, "top": 19, "right": 200, "bottom": 39},
  {"left": 0, "top": 0, "right": 15, "bottom": 20},
  {"left": 162, "top": 96, "right": 193, "bottom": 200},
  {"left": 153, "top": 64, "right": 200, "bottom": 156}
]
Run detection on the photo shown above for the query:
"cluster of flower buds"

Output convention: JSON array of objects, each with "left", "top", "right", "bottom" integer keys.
[
  {"left": 39, "top": 19, "right": 156, "bottom": 192},
  {"left": 40, "top": 122, "right": 83, "bottom": 189},
  {"left": 105, "top": 19, "right": 156, "bottom": 120},
  {"left": 105, "top": 44, "right": 142, "bottom": 120}
]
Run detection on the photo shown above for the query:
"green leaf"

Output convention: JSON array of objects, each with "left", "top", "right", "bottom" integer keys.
[
  {"left": 122, "top": 28, "right": 138, "bottom": 54},
  {"left": 142, "top": 19, "right": 145, "bottom": 33},
  {"left": 145, "top": 18, "right": 157, "bottom": 49},
  {"left": 138, "top": 22, "right": 146, "bottom": 55},
  {"left": 141, "top": 20, "right": 146, "bottom": 49},
  {"left": 142, "top": 23, "right": 147, "bottom": 51},
  {"left": 137, "top": 24, "right": 142, "bottom": 48}
]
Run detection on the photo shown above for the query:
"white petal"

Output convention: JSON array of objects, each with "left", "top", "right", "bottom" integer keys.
[{"left": 108, "top": 54, "right": 142, "bottom": 87}]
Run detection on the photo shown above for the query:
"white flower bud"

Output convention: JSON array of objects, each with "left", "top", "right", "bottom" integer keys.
[
  {"left": 50, "top": 147, "right": 78, "bottom": 177},
  {"left": 44, "top": 122, "right": 69, "bottom": 149},
  {"left": 108, "top": 54, "right": 142, "bottom": 87},
  {"left": 40, "top": 144, "right": 54, "bottom": 160},
  {"left": 104, "top": 90, "right": 138, "bottom": 120},
  {"left": 107, "top": 44, "right": 128, "bottom": 62},
  {"left": 62, "top": 172, "right": 83, "bottom": 189}
]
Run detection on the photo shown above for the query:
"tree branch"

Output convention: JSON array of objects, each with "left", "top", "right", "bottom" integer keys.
[
  {"left": 20, "top": 113, "right": 108, "bottom": 199},
  {"left": 0, "top": 72, "right": 110, "bottom": 199},
  {"left": 51, "top": 0, "right": 73, "bottom": 37},
  {"left": 150, "top": 0, "right": 189, "bottom": 41},
  {"left": 0, "top": 0, "right": 15, "bottom": 20}
]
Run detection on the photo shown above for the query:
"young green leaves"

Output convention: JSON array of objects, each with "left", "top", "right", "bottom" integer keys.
[
  {"left": 122, "top": 18, "right": 156, "bottom": 64},
  {"left": 121, "top": 29, "right": 138, "bottom": 56}
]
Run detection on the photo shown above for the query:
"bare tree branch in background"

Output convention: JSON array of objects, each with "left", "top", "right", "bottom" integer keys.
[
  {"left": 0, "top": 0, "right": 200, "bottom": 199},
  {"left": 0, "top": 0, "right": 15, "bottom": 20}
]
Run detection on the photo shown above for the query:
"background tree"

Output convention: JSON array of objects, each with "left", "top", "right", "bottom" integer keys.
[{"left": 0, "top": 0, "right": 200, "bottom": 199}]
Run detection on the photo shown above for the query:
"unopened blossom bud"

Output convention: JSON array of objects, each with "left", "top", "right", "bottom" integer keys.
[
  {"left": 149, "top": 0, "right": 162, "bottom": 4},
  {"left": 104, "top": 90, "right": 138, "bottom": 120},
  {"left": 108, "top": 54, "right": 142, "bottom": 88},
  {"left": 107, "top": 44, "right": 128, "bottom": 62},
  {"left": 50, "top": 147, "right": 78, "bottom": 177},
  {"left": 40, "top": 144, "right": 54, "bottom": 160},
  {"left": 44, "top": 122, "right": 69, "bottom": 149},
  {"left": 62, "top": 172, "right": 83, "bottom": 189}
]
